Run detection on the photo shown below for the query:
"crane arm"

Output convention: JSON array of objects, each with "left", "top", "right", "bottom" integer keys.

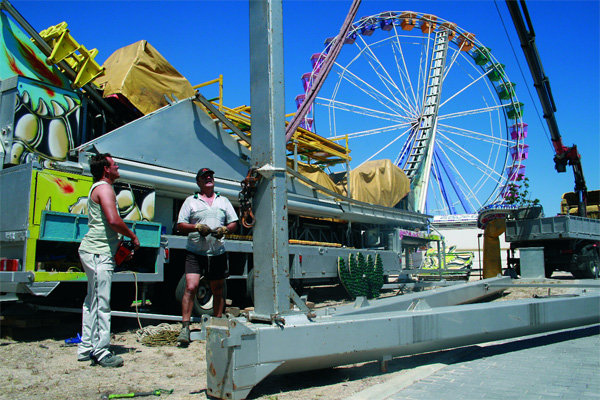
[{"left": 505, "top": 0, "right": 588, "bottom": 216}]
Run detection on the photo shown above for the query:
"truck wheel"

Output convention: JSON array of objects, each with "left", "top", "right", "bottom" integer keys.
[
  {"left": 573, "top": 245, "right": 600, "bottom": 279},
  {"left": 580, "top": 258, "right": 599, "bottom": 279},
  {"left": 175, "top": 275, "right": 227, "bottom": 316},
  {"left": 246, "top": 268, "right": 254, "bottom": 303}
]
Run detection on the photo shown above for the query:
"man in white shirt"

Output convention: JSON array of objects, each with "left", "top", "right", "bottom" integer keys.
[{"left": 176, "top": 167, "right": 238, "bottom": 346}]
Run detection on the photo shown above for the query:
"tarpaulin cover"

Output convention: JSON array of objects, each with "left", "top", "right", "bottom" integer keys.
[
  {"left": 561, "top": 190, "right": 599, "bottom": 219},
  {"left": 288, "top": 159, "right": 343, "bottom": 196},
  {"left": 290, "top": 159, "right": 410, "bottom": 208},
  {"left": 95, "top": 40, "right": 195, "bottom": 115},
  {"left": 343, "top": 159, "right": 410, "bottom": 207}
]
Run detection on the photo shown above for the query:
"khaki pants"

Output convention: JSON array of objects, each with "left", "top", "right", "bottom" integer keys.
[{"left": 77, "top": 251, "right": 114, "bottom": 361}]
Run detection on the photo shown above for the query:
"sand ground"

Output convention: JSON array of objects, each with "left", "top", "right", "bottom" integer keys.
[{"left": 0, "top": 275, "right": 576, "bottom": 400}]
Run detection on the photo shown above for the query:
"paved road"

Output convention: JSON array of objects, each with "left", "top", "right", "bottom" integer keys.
[{"left": 348, "top": 324, "right": 600, "bottom": 400}]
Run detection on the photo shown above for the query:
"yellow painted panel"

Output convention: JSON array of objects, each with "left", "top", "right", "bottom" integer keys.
[
  {"left": 32, "top": 169, "right": 93, "bottom": 226},
  {"left": 34, "top": 271, "right": 87, "bottom": 282}
]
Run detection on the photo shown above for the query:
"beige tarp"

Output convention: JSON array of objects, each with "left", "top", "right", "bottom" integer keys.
[
  {"left": 95, "top": 40, "right": 195, "bottom": 115},
  {"left": 342, "top": 159, "right": 410, "bottom": 207},
  {"left": 561, "top": 190, "right": 599, "bottom": 219},
  {"left": 290, "top": 159, "right": 410, "bottom": 208},
  {"left": 288, "top": 159, "right": 343, "bottom": 196}
]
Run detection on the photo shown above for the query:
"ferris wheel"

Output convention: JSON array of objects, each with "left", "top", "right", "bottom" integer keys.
[{"left": 296, "top": 11, "right": 528, "bottom": 216}]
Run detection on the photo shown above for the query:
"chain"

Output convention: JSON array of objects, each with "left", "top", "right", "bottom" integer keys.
[{"left": 239, "top": 168, "right": 261, "bottom": 228}]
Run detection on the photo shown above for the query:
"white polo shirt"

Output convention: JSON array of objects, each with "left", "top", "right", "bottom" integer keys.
[{"left": 177, "top": 193, "right": 238, "bottom": 256}]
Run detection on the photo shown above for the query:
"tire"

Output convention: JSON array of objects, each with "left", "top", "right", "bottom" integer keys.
[
  {"left": 174, "top": 274, "right": 227, "bottom": 316},
  {"left": 573, "top": 245, "right": 600, "bottom": 279},
  {"left": 578, "top": 259, "right": 599, "bottom": 280},
  {"left": 246, "top": 268, "right": 254, "bottom": 303}
]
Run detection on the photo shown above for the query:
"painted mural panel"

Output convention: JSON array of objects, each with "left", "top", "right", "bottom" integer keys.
[
  {"left": 1, "top": 13, "right": 83, "bottom": 165},
  {"left": 0, "top": 12, "right": 70, "bottom": 86},
  {"left": 34, "top": 169, "right": 156, "bottom": 223}
]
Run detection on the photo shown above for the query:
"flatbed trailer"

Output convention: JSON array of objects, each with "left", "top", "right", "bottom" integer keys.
[{"left": 505, "top": 215, "right": 600, "bottom": 278}]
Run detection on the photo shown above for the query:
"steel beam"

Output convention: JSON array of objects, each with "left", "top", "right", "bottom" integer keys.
[
  {"left": 205, "top": 288, "right": 600, "bottom": 400},
  {"left": 323, "top": 276, "right": 511, "bottom": 317},
  {"left": 248, "top": 0, "right": 290, "bottom": 319},
  {"left": 33, "top": 305, "right": 205, "bottom": 323}
]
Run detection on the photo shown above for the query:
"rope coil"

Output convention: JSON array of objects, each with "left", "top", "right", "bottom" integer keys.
[{"left": 136, "top": 323, "right": 180, "bottom": 346}]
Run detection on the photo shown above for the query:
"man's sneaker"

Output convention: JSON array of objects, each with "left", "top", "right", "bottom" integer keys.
[
  {"left": 77, "top": 353, "right": 91, "bottom": 362},
  {"left": 177, "top": 326, "right": 190, "bottom": 346},
  {"left": 92, "top": 354, "right": 123, "bottom": 368}
]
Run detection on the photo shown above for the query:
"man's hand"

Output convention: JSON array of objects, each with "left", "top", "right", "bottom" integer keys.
[
  {"left": 132, "top": 236, "right": 141, "bottom": 250},
  {"left": 195, "top": 223, "right": 211, "bottom": 237},
  {"left": 212, "top": 226, "right": 228, "bottom": 239}
]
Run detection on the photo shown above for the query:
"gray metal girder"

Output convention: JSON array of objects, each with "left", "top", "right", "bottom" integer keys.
[
  {"left": 205, "top": 289, "right": 600, "bottom": 400},
  {"left": 248, "top": 0, "right": 290, "bottom": 319},
  {"left": 77, "top": 97, "right": 251, "bottom": 181},
  {"left": 322, "top": 276, "right": 512, "bottom": 317}
]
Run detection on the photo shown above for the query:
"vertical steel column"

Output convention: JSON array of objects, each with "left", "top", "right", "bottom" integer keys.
[{"left": 248, "top": 0, "right": 291, "bottom": 318}]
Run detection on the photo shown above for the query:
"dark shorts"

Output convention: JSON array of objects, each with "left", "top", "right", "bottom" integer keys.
[{"left": 184, "top": 252, "right": 228, "bottom": 280}]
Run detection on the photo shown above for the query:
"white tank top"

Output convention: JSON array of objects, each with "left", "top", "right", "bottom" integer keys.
[{"left": 79, "top": 181, "right": 120, "bottom": 256}]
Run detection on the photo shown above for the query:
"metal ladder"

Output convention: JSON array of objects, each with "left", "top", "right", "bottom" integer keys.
[{"left": 403, "top": 29, "right": 450, "bottom": 212}]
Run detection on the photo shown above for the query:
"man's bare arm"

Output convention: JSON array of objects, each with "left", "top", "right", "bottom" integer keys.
[{"left": 95, "top": 184, "right": 140, "bottom": 249}]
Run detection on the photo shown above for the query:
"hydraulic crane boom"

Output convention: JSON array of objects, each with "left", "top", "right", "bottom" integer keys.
[{"left": 505, "top": 0, "right": 588, "bottom": 216}]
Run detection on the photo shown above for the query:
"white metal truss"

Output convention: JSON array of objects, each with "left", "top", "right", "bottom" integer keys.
[{"left": 402, "top": 29, "right": 450, "bottom": 213}]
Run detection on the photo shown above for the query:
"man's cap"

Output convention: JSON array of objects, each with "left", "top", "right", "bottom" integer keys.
[{"left": 196, "top": 168, "right": 214, "bottom": 180}]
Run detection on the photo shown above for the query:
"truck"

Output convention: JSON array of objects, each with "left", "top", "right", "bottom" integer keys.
[
  {"left": 0, "top": 1, "right": 434, "bottom": 314},
  {"left": 501, "top": 1, "right": 599, "bottom": 280},
  {"left": 505, "top": 215, "right": 600, "bottom": 278}
]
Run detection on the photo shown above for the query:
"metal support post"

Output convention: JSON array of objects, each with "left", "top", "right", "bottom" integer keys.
[{"left": 247, "top": 0, "right": 290, "bottom": 320}]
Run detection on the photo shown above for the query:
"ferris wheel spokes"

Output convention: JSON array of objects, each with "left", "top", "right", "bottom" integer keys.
[
  {"left": 437, "top": 103, "right": 508, "bottom": 120},
  {"left": 437, "top": 123, "right": 509, "bottom": 147},
  {"left": 316, "top": 96, "right": 411, "bottom": 124},
  {"left": 438, "top": 70, "right": 493, "bottom": 109},
  {"left": 433, "top": 149, "right": 475, "bottom": 213},
  {"left": 434, "top": 144, "right": 485, "bottom": 212},
  {"left": 330, "top": 122, "right": 412, "bottom": 141},
  {"left": 389, "top": 37, "right": 420, "bottom": 110},
  {"left": 436, "top": 133, "right": 505, "bottom": 187},
  {"left": 354, "top": 36, "right": 416, "bottom": 114},
  {"left": 360, "top": 125, "right": 413, "bottom": 167},
  {"left": 333, "top": 63, "right": 417, "bottom": 117}
]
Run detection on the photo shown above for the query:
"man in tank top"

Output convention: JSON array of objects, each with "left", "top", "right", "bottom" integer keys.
[
  {"left": 77, "top": 153, "right": 140, "bottom": 368},
  {"left": 176, "top": 167, "right": 238, "bottom": 346}
]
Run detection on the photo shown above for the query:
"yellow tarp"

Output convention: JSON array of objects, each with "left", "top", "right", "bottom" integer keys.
[
  {"left": 288, "top": 159, "right": 343, "bottom": 196},
  {"left": 291, "top": 159, "right": 409, "bottom": 208},
  {"left": 95, "top": 40, "right": 195, "bottom": 115},
  {"left": 561, "top": 190, "right": 599, "bottom": 219},
  {"left": 343, "top": 159, "right": 410, "bottom": 207}
]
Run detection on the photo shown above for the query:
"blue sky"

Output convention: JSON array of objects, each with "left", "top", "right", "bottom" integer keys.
[{"left": 10, "top": 0, "right": 599, "bottom": 215}]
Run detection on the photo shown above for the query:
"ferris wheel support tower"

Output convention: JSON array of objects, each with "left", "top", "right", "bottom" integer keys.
[{"left": 404, "top": 28, "right": 450, "bottom": 213}]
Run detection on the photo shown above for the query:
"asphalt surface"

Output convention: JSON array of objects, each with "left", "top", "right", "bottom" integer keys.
[{"left": 347, "top": 324, "right": 600, "bottom": 400}]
